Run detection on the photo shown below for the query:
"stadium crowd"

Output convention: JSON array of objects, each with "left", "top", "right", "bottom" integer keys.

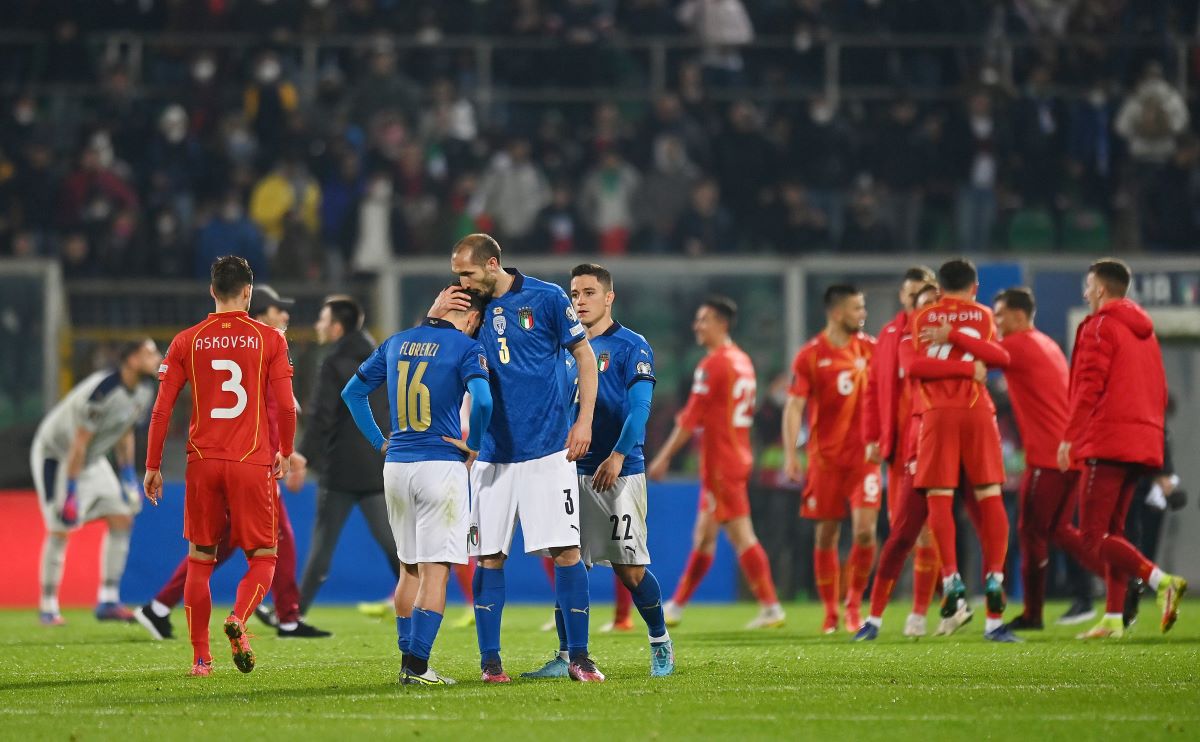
[{"left": 1, "top": 0, "right": 1199, "bottom": 280}]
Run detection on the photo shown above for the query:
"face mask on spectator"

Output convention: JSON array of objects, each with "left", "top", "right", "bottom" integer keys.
[
  {"left": 810, "top": 104, "right": 833, "bottom": 125},
  {"left": 369, "top": 179, "right": 393, "bottom": 200},
  {"left": 222, "top": 201, "right": 243, "bottom": 221},
  {"left": 160, "top": 106, "right": 188, "bottom": 144},
  {"left": 192, "top": 57, "right": 216, "bottom": 84},
  {"left": 256, "top": 59, "right": 282, "bottom": 85},
  {"left": 1088, "top": 89, "right": 1107, "bottom": 107},
  {"left": 14, "top": 100, "right": 35, "bottom": 125}
]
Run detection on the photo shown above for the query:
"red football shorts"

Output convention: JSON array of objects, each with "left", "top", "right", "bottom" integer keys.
[
  {"left": 184, "top": 458, "right": 277, "bottom": 550},
  {"left": 698, "top": 476, "right": 750, "bottom": 523},
  {"left": 914, "top": 407, "right": 1005, "bottom": 490},
  {"left": 800, "top": 458, "right": 882, "bottom": 520}
]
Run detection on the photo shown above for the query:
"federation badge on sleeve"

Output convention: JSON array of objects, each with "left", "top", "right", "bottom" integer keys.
[
  {"left": 478, "top": 354, "right": 488, "bottom": 371},
  {"left": 518, "top": 307, "right": 534, "bottom": 331},
  {"left": 636, "top": 361, "right": 653, "bottom": 376},
  {"left": 493, "top": 314, "right": 507, "bottom": 335},
  {"left": 597, "top": 352, "right": 610, "bottom": 372},
  {"left": 566, "top": 306, "right": 579, "bottom": 322}
]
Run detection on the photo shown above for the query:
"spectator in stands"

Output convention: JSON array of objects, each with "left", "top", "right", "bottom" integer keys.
[
  {"left": 56, "top": 135, "right": 139, "bottom": 238},
  {"left": 145, "top": 105, "right": 204, "bottom": 233},
  {"left": 712, "top": 101, "right": 778, "bottom": 239},
  {"left": 534, "top": 180, "right": 589, "bottom": 254},
  {"left": 578, "top": 146, "right": 640, "bottom": 255},
  {"left": 1011, "top": 63, "right": 1068, "bottom": 247},
  {"left": 1067, "top": 79, "right": 1119, "bottom": 220},
  {"left": 638, "top": 93, "right": 711, "bottom": 172},
  {"left": 320, "top": 151, "right": 364, "bottom": 279},
  {"left": 873, "top": 97, "right": 926, "bottom": 251},
  {"left": 1143, "top": 133, "right": 1200, "bottom": 250},
  {"left": 59, "top": 231, "right": 96, "bottom": 278},
  {"left": 10, "top": 135, "right": 58, "bottom": 245},
  {"left": 620, "top": 0, "right": 683, "bottom": 36},
  {"left": 345, "top": 170, "right": 409, "bottom": 276},
  {"left": 633, "top": 134, "right": 701, "bottom": 254},
  {"left": 243, "top": 51, "right": 300, "bottom": 170},
  {"left": 789, "top": 94, "right": 853, "bottom": 244},
  {"left": 674, "top": 178, "right": 735, "bottom": 254},
  {"left": 249, "top": 153, "right": 320, "bottom": 261},
  {"left": 950, "top": 91, "right": 1011, "bottom": 252},
  {"left": 349, "top": 35, "right": 421, "bottom": 127},
  {"left": 767, "top": 180, "right": 830, "bottom": 253},
  {"left": 195, "top": 191, "right": 268, "bottom": 281},
  {"left": 419, "top": 78, "right": 478, "bottom": 159},
  {"left": 474, "top": 136, "right": 550, "bottom": 249},
  {"left": 677, "top": 0, "right": 756, "bottom": 87},
  {"left": 841, "top": 178, "right": 895, "bottom": 253},
  {"left": 394, "top": 142, "right": 443, "bottom": 252}
]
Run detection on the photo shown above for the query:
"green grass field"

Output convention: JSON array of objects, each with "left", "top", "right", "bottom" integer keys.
[{"left": 2, "top": 601, "right": 1197, "bottom": 741}]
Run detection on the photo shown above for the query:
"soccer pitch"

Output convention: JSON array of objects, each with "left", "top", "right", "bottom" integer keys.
[{"left": 2, "top": 602, "right": 1196, "bottom": 741}]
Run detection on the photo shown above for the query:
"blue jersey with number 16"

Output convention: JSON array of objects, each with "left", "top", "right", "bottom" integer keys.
[
  {"left": 354, "top": 318, "right": 490, "bottom": 463},
  {"left": 477, "top": 269, "right": 587, "bottom": 464}
]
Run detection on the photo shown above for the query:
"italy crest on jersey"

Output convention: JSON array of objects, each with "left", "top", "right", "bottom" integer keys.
[
  {"left": 518, "top": 307, "right": 535, "bottom": 331},
  {"left": 597, "top": 352, "right": 610, "bottom": 373}
]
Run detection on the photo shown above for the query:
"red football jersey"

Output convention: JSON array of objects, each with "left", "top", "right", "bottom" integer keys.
[
  {"left": 155, "top": 310, "right": 293, "bottom": 467},
  {"left": 677, "top": 344, "right": 756, "bottom": 483},
  {"left": 911, "top": 297, "right": 997, "bottom": 412},
  {"left": 1001, "top": 328, "right": 1069, "bottom": 470},
  {"left": 788, "top": 331, "right": 875, "bottom": 468}
]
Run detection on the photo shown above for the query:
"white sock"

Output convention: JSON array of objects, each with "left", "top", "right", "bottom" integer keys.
[
  {"left": 150, "top": 600, "right": 171, "bottom": 618},
  {"left": 1104, "top": 612, "right": 1122, "bottom": 621},
  {"left": 987, "top": 571, "right": 1004, "bottom": 585},
  {"left": 1148, "top": 568, "right": 1165, "bottom": 590},
  {"left": 279, "top": 621, "right": 298, "bottom": 631},
  {"left": 40, "top": 533, "right": 68, "bottom": 614},
  {"left": 99, "top": 527, "right": 131, "bottom": 605},
  {"left": 558, "top": 650, "right": 570, "bottom": 661},
  {"left": 942, "top": 573, "right": 960, "bottom": 591},
  {"left": 649, "top": 630, "right": 670, "bottom": 644},
  {"left": 867, "top": 616, "right": 882, "bottom": 628},
  {"left": 985, "top": 617, "right": 1002, "bottom": 633}
]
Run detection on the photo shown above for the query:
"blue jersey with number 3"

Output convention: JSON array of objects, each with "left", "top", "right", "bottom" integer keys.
[
  {"left": 354, "top": 318, "right": 489, "bottom": 463},
  {"left": 477, "top": 269, "right": 587, "bottom": 464},
  {"left": 567, "top": 322, "right": 656, "bottom": 477}
]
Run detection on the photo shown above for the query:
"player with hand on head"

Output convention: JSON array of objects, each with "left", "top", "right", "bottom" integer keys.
[
  {"left": 430, "top": 234, "right": 603, "bottom": 683},
  {"left": 650, "top": 297, "right": 784, "bottom": 630},
  {"left": 524, "top": 264, "right": 673, "bottom": 679},
  {"left": 341, "top": 286, "right": 493, "bottom": 686},
  {"left": 32, "top": 338, "right": 160, "bottom": 625},
  {"left": 987, "top": 288, "right": 1105, "bottom": 635},
  {"left": 143, "top": 256, "right": 302, "bottom": 676},
  {"left": 1058, "top": 259, "right": 1187, "bottom": 637},
  {"left": 859, "top": 267, "right": 943, "bottom": 638},
  {"left": 783, "top": 285, "right": 879, "bottom": 634},
  {"left": 909, "top": 259, "right": 1016, "bottom": 642}
]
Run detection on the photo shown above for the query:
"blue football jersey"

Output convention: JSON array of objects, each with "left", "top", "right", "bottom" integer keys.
[
  {"left": 477, "top": 269, "right": 587, "bottom": 463},
  {"left": 355, "top": 318, "right": 489, "bottom": 463},
  {"left": 573, "top": 322, "right": 656, "bottom": 476}
]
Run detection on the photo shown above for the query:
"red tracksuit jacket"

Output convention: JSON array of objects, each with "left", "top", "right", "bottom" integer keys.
[
  {"left": 1064, "top": 298, "right": 1167, "bottom": 469},
  {"left": 861, "top": 310, "right": 907, "bottom": 461}
]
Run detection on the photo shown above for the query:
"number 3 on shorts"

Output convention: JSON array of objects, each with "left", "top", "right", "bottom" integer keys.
[{"left": 563, "top": 488, "right": 574, "bottom": 515}]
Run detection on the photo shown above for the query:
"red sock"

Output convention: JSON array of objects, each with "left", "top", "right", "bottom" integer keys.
[
  {"left": 184, "top": 557, "right": 215, "bottom": 663},
  {"left": 671, "top": 551, "right": 713, "bottom": 607},
  {"left": 234, "top": 555, "right": 278, "bottom": 624},
  {"left": 977, "top": 495, "right": 1009, "bottom": 575},
  {"left": 1099, "top": 536, "right": 1155, "bottom": 582},
  {"left": 844, "top": 543, "right": 876, "bottom": 611},
  {"left": 737, "top": 542, "right": 779, "bottom": 606},
  {"left": 614, "top": 575, "right": 632, "bottom": 623},
  {"left": 541, "top": 557, "right": 556, "bottom": 585},
  {"left": 454, "top": 559, "right": 476, "bottom": 602},
  {"left": 814, "top": 547, "right": 840, "bottom": 619},
  {"left": 868, "top": 577, "right": 896, "bottom": 620},
  {"left": 911, "top": 544, "right": 939, "bottom": 616},
  {"left": 1105, "top": 564, "right": 1130, "bottom": 614},
  {"left": 926, "top": 496, "right": 958, "bottom": 577}
]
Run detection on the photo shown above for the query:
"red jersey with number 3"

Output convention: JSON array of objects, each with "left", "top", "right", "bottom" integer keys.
[
  {"left": 789, "top": 331, "right": 876, "bottom": 468},
  {"left": 157, "top": 310, "right": 293, "bottom": 466},
  {"left": 911, "top": 297, "right": 996, "bottom": 413},
  {"left": 677, "top": 344, "right": 756, "bottom": 483}
]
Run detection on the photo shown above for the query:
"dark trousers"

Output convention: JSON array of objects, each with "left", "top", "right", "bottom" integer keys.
[{"left": 298, "top": 487, "right": 399, "bottom": 614}]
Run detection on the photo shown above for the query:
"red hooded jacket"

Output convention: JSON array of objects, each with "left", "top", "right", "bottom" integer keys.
[
  {"left": 1065, "top": 298, "right": 1166, "bottom": 468},
  {"left": 861, "top": 310, "right": 907, "bottom": 461}
]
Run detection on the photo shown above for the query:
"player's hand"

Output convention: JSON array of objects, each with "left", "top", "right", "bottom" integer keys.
[
  {"left": 592, "top": 453, "right": 625, "bottom": 492},
  {"left": 429, "top": 285, "right": 472, "bottom": 318},
  {"left": 144, "top": 469, "right": 163, "bottom": 506},
  {"left": 920, "top": 321, "right": 953, "bottom": 346},
  {"left": 284, "top": 452, "right": 307, "bottom": 492},
  {"left": 273, "top": 452, "right": 291, "bottom": 480},
  {"left": 565, "top": 420, "right": 591, "bottom": 462},
  {"left": 647, "top": 456, "right": 669, "bottom": 482},
  {"left": 442, "top": 436, "right": 479, "bottom": 469},
  {"left": 865, "top": 441, "right": 882, "bottom": 465},
  {"left": 1056, "top": 441, "right": 1071, "bottom": 472},
  {"left": 784, "top": 456, "right": 804, "bottom": 483},
  {"left": 973, "top": 360, "right": 987, "bottom": 382}
]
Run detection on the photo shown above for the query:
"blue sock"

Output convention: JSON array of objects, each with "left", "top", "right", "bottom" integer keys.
[
  {"left": 474, "top": 566, "right": 505, "bottom": 667},
  {"left": 630, "top": 569, "right": 668, "bottom": 640},
  {"left": 555, "top": 561, "right": 590, "bottom": 659},
  {"left": 554, "top": 602, "right": 567, "bottom": 653},
  {"left": 410, "top": 606, "right": 444, "bottom": 661},
  {"left": 396, "top": 615, "right": 412, "bottom": 655}
]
